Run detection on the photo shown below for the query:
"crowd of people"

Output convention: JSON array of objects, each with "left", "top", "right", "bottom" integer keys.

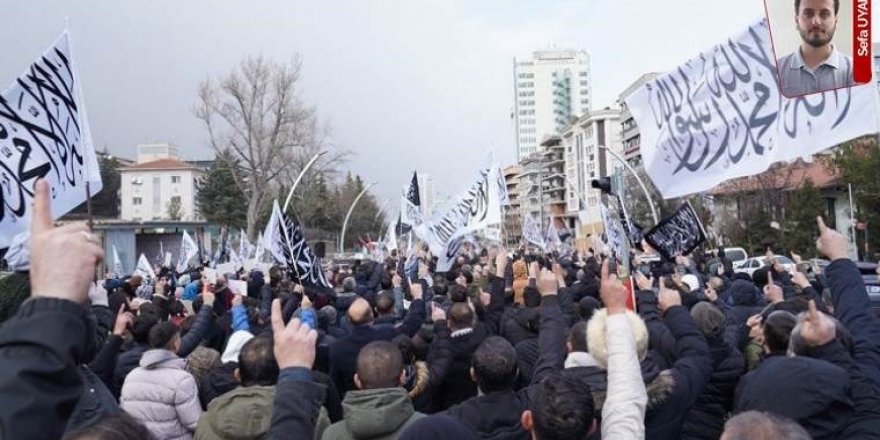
[{"left": 2, "top": 180, "right": 880, "bottom": 440}]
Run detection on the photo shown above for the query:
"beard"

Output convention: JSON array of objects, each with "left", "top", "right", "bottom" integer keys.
[{"left": 799, "top": 23, "right": 836, "bottom": 48}]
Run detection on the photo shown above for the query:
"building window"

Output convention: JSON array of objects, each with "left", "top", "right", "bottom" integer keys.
[
  {"left": 517, "top": 73, "right": 534, "bottom": 79},
  {"left": 579, "top": 71, "right": 588, "bottom": 77},
  {"left": 518, "top": 91, "right": 535, "bottom": 97},
  {"left": 171, "top": 175, "right": 181, "bottom": 184},
  {"left": 518, "top": 82, "right": 534, "bottom": 88},
  {"left": 519, "top": 109, "right": 535, "bottom": 116},
  {"left": 581, "top": 89, "right": 589, "bottom": 95},
  {"left": 579, "top": 80, "right": 588, "bottom": 86},
  {"left": 133, "top": 197, "right": 143, "bottom": 206},
  {"left": 171, "top": 196, "right": 182, "bottom": 205},
  {"left": 519, "top": 100, "right": 535, "bottom": 106}
]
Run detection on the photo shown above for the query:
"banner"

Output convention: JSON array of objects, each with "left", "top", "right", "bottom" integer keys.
[
  {"left": 400, "top": 171, "right": 422, "bottom": 229},
  {"left": 253, "top": 231, "right": 265, "bottom": 263},
  {"left": 624, "top": 18, "right": 880, "bottom": 199},
  {"left": 494, "top": 166, "right": 510, "bottom": 206},
  {"left": 176, "top": 230, "right": 198, "bottom": 273},
  {"left": 112, "top": 245, "right": 124, "bottom": 277},
  {"left": 386, "top": 222, "right": 398, "bottom": 252},
  {"left": 643, "top": 201, "right": 708, "bottom": 261},
  {"left": 415, "top": 166, "right": 501, "bottom": 256},
  {"left": 600, "top": 202, "right": 628, "bottom": 260},
  {"left": 522, "top": 215, "right": 546, "bottom": 249},
  {"left": 544, "top": 221, "right": 562, "bottom": 253},
  {"left": 0, "top": 32, "right": 102, "bottom": 248},
  {"left": 135, "top": 253, "right": 156, "bottom": 282},
  {"left": 239, "top": 228, "right": 255, "bottom": 260},
  {"left": 266, "top": 200, "right": 333, "bottom": 290}
]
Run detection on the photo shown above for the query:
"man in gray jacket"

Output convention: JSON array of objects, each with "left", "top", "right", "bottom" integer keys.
[{"left": 322, "top": 341, "right": 424, "bottom": 439}]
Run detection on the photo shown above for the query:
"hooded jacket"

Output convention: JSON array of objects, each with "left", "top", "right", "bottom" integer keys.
[
  {"left": 120, "top": 349, "right": 202, "bottom": 440},
  {"left": 195, "top": 385, "right": 275, "bottom": 440},
  {"left": 321, "top": 387, "right": 424, "bottom": 440}
]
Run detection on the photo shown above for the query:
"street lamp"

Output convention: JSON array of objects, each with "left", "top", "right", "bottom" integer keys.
[
  {"left": 596, "top": 145, "right": 659, "bottom": 224},
  {"left": 339, "top": 183, "right": 377, "bottom": 255}
]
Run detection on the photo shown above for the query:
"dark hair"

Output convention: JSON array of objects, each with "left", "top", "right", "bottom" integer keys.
[
  {"left": 448, "top": 285, "right": 469, "bottom": 303},
  {"left": 356, "top": 341, "right": 403, "bottom": 389},
  {"left": 131, "top": 314, "right": 159, "bottom": 345},
  {"left": 65, "top": 412, "right": 153, "bottom": 440},
  {"left": 238, "top": 335, "right": 278, "bottom": 386},
  {"left": 376, "top": 291, "right": 395, "bottom": 315},
  {"left": 524, "top": 286, "right": 541, "bottom": 308},
  {"left": 795, "top": 0, "right": 839, "bottom": 14},
  {"left": 148, "top": 321, "right": 179, "bottom": 350},
  {"left": 137, "top": 303, "right": 157, "bottom": 318},
  {"left": 448, "top": 302, "right": 474, "bottom": 331},
  {"left": 568, "top": 321, "right": 589, "bottom": 353},
  {"left": 578, "top": 297, "right": 599, "bottom": 322},
  {"left": 393, "top": 334, "right": 416, "bottom": 364},
  {"left": 763, "top": 311, "right": 797, "bottom": 354},
  {"left": 532, "top": 373, "right": 595, "bottom": 440},
  {"left": 723, "top": 410, "right": 811, "bottom": 439},
  {"left": 472, "top": 336, "right": 517, "bottom": 393},
  {"left": 179, "top": 315, "right": 196, "bottom": 337}
]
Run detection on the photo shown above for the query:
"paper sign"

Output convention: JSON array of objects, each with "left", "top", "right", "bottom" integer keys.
[
  {"left": 228, "top": 279, "right": 248, "bottom": 296},
  {"left": 216, "top": 262, "right": 236, "bottom": 276},
  {"left": 203, "top": 268, "right": 217, "bottom": 285}
]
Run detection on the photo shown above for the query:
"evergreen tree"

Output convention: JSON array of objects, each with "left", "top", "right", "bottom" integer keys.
[
  {"left": 196, "top": 150, "right": 248, "bottom": 229},
  {"left": 782, "top": 179, "right": 825, "bottom": 255}
]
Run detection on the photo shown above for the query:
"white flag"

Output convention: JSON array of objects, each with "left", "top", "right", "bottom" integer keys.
[
  {"left": 600, "top": 203, "right": 628, "bottom": 260},
  {"left": 400, "top": 171, "right": 422, "bottom": 228},
  {"left": 544, "top": 222, "right": 562, "bottom": 252},
  {"left": 415, "top": 166, "right": 502, "bottom": 256},
  {"left": 522, "top": 215, "right": 546, "bottom": 249},
  {"left": 386, "top": 223, "right": 398, "bottom": 252},
  {"left": 625, "top": 18, "right": 880, "bottom": 199},
  {"left": 239, "top": 228, "right": 255, "bottom": 260},
  {"left": 112, "top": 245, "right": 124, "bottom": 277},
  {"left": 135, "top": 253, "right": 156, "bottom": 282},
  {"left": 254, "top": 231, "right": 266, "bottom": 263},
  {"left": 0, "top": 31, "right": 102, "bottom": 248},
  {"left": 176, "top": 230, "right": 198, "bottom": 273}
]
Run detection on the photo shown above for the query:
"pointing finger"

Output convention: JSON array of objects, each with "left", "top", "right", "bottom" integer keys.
[
  {"left": 31, "top": 179, "right": 52, "bottom": 235},
  {"left": 270, "top": 298, "right": 284, "bottom": 335},
  {"left": 817, "top": 216, "right": 828, "bottom": 233}
]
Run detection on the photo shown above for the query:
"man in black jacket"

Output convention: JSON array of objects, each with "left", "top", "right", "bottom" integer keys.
[
  {"left": 329, "top": 282, "right": 426, "bottom": 396},
  {"left": 0, "top": 180, "right": 106, "bottom": 440}
]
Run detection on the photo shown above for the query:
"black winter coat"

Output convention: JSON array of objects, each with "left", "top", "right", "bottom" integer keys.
[{"left": 681, "top": 336, "right": 745, "bottom": 440}]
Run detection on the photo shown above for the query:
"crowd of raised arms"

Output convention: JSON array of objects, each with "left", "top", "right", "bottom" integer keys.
[{"left": 2, "top": 180, "right": 880, "bottom": 440}]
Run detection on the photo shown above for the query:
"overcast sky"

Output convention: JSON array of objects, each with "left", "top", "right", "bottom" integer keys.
[{"left": 1, "top": 0, "right": 875, "bottom": 214}]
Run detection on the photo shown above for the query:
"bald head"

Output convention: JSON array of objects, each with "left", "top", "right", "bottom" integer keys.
[
  {"left": 348, "top": 298, "right": 374, "bottom": 325},
  {"left": 722, "top": 411, "right": 810, "bottom": 440},
  {"left": 355, "top": 341, "right": 403, "bottom": 390}
]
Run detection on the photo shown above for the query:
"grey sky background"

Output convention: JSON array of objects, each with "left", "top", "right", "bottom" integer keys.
[{"left": 0, "top": 0, "right": 876, "bottom": 216}]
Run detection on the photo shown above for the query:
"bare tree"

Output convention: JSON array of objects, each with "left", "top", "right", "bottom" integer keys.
[{"left": 196, "top": 55, "right": 335, "bottom": 238}]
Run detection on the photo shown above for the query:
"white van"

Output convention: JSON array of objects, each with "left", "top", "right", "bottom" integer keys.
[{"left": 708, "top": 247, "right": 749, "bottom": 268}]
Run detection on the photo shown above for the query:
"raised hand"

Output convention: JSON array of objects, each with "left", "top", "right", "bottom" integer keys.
[
  {"left": 271, "top": 298, "right": 317, "bottom": 369},
  {"left": 634, "top": 270, "right": 653, "bottom": 291},
  {"left": 798, "top": 300, "right": 836, "bottom": 347},
  {"left": 536, "top": 268, "right": 558, "bottom": 297},
  {"left": 112, "top": 304, "right": 135, "bottom": 336},
  {"left": 658, "top": 277, "right": 682, "bottom": 313},
  {"left": 30, "top": 180, "right": 103, "bottom": 303},
  {"left": 763, "top": 271, "right": 784, "bottom": 304},
  {"left": 600, "top": 259, "right": 628, "bottom": 315},
  {"left": 816, "top": 217, "right": 848, "bottom": 261}
]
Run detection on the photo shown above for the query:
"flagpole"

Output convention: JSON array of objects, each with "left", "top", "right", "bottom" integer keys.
[
  {"left": 340, "top": 183, "right": 377, "bottom": 255},
  {"left": 283, "top": 151, "right": 327, "bottom": 213}
]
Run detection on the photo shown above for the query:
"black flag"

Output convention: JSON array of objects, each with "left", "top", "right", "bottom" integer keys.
[
  {"left": 643, "top": 201, "right": 707, "bottom": 261},
  {"left": 277, "top": 207, "right": 334, "bottom": 293}
]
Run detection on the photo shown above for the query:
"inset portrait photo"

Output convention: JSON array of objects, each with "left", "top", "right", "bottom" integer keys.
[{"left": 765, "top": 0, "right": 870, "bottom": 97}]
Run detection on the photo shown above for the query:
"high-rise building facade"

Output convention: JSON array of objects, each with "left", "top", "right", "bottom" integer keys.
[
  {"left": 417, "top": 173, "right": 435, "bottom": 217},
  {"left": 513, "top": 49, "right": 591, "bottom": 161}
]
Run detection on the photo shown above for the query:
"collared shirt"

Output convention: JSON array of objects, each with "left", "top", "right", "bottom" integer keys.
[{"left": 777, "top": 45, "right": 853, "bottom": 97}]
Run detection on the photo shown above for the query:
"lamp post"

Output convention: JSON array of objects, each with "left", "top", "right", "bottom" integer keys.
[
  {"left": 339, "top": 183, "right": 377, "bottom": 255},
  {"left": 283, "top": 151, "right": 327, "bottom": 213},
  {"left": 597, "top": 145, "right": 659, "bottom": 224}
]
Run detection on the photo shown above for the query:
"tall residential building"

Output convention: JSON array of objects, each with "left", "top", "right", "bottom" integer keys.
[
  {"left": 119, "top": 144, "right": 204, "bottom": 222},
  {"left": 562, "top": 107, "right": 622, "bottom": 246},
  {"left": 417, "top": 173, "right": 435, "bottom": 217},
  {"left": 503, "top": 164, "right": 523, "bottom": 246},
  {"left": 618, "top": 73, "right": 660, "bottom": 165},
  {"left": 513, "top": 49, "right": 591, "bottom": 161}
]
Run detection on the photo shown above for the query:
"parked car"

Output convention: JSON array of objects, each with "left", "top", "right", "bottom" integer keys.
[
  {"left": 734, "top": 255, "right": 797, "bottom": 277},
  {"left": 718, "top": 247, "right": 749, "bottom": 268}
]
